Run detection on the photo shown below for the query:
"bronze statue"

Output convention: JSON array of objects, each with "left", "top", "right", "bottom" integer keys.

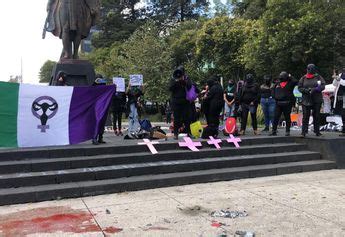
[{"left": 43, "top": 0, "right": 100, "bottom": 59}]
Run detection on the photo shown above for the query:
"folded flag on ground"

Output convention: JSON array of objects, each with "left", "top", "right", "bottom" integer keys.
[{"left": 0, "top": 82, "right": 115, "bottom": 148}]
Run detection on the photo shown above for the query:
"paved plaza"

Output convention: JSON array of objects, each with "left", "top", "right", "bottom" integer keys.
[{"left": 0, "top": 169, "right": 344, "bottom": 236}]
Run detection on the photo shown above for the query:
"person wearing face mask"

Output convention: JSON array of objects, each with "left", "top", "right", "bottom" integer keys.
[
  {"left": 203, "top": 77, "right": 224, "bottom": 136},
  {"left": 271, "top": 72, "right": 298, "bottom": 136},
  {"left": 239, "top": 74, "right": 260, "bottom": 135},
  {"left": 332, "top": 68, "right": 345, "bottom": 136},
  {"left": 260, "top": 75, "right": 275, "bottom": 132},
  {"left": 298, "top": 64, "right": 326, "bottom": 137},
  {"left": 224, "top": 79, "right": 236, "bottom": 121}
]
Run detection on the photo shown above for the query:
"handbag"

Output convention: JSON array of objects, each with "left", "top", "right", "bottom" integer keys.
[
  {"left": 190, "top": 121, "right": 203, "bottom": 138},
  {"left": 186, "top": 85, "right": 198, "bottom": 102}
]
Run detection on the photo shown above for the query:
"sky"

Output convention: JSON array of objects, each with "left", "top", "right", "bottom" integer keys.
[{"left": 0, "top": 1, "right": 61, "bottom": 84}]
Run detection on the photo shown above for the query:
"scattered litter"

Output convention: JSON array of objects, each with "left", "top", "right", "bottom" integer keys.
[
  {"left": 211, "top": 210, "right": 248, "bottom": 219},
  {"left": 106, "top": 209, "right": 111, "bottom": 214},
  {"left": 211, "top": 221, "right": 225, "bottom": 228},
  {"left": 217, "top": 232, "right": 228, "bottom": 237},
  {"left": 235, "top": 231, "right": 255, "bottom": 237}
]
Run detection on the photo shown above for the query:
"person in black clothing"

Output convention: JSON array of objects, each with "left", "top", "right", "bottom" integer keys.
[
  {"left": 92, "top": 75, "right": 107, "bottom": 145},
  {"left": 298, "top": 64, "right": 326, "bottom": 137},
  {"left": 260, "top": 75, "right": 275, "bottom": 132},
  {"left": 239, "top": 74, "right": 260, "bottom": 135},
  {"left": 271, "top": 72, "right": 298, "bottom": 136},
  {"left": 203, "top": 77, "right": 224, "bottom": 137},
  {"left": 169, "top": 68, "right": 192, "bottom": 139},
  {"left": 111, "top": 91, "right": 126, "bottom": 136},
  {"left": 224, "top": 79, "right": 236, "bottom": 121}
]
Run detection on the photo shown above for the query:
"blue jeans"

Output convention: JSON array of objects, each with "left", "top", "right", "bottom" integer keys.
[
  {"left": 224, "top": 103, "right": 234, "bottom": 120},
  {"left": 128, "top": 103, "right": 140, "bottom": 134},
  {"left": 261, "top": 97, "right": 276, "bottom": 128}
]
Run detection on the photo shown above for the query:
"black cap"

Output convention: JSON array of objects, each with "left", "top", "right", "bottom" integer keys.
[{"left": 307, "top": 64, "right": 316, "bottom": 74}]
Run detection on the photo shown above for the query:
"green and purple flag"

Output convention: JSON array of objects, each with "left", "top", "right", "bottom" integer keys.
[{"left": 0, "top": 82, "right": 115, "bottom": 148}]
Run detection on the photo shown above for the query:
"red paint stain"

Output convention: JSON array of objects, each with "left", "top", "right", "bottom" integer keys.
[
  {"left": 104, "top": 226, "right": 123, "bottom": 233},
  {"left": 211, "top": 221, "right": 224, "bottom": 228},
  {"left": 0, "top": 206, "right": 122, "bottom": 237}
]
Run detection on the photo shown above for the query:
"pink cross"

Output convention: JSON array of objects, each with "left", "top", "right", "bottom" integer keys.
[
  {"left": 179, "top": 137, "right": 202, "bottom": 151},
  {"left": 138, "top": 139, "right": 159, "bottom": 154},
  {"left": 227, "top": 134, "right": 242, "bottom": 148},
  {"left": 207, "top": 136, "right": 222, "bottom": 149}
]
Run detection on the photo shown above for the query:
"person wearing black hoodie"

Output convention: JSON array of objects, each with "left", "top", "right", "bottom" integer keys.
[
  {"left": 169, "top": 68, "right": 192, "bottom": 139},
  {"left": 271, "top": 72, "right": 298, "bottom": 136},
  {"left": 239, "top": 74, "right": 260, "bottom": 135},
  {"left": 298, "top": 64, "right": 325, "bottom": 137},
  {"left": 203, "top": 77, "right": 224, "bottom": 137}
]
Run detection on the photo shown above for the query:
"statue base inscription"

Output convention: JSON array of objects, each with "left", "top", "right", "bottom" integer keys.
[{"left": 49, "top": 59, "right": 96, "bottom": 86}]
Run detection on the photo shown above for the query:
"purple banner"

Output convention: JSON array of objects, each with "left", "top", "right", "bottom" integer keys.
[{"left": 69, "top": 85, "right": 116, "bottom": 144}]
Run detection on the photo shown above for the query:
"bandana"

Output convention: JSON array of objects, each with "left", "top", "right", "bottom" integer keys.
[
  {"left": 306, "top": 73, "right": 315, "bottom": 79},
  {"left": 280, "top": 81, "right": 288, "bottom": 88}
]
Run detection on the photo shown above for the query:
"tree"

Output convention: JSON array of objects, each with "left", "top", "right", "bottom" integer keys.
[
  {"left": 232, "top": 0, "right": 267, "bottom": 19},
  {"left": 92, "top": 0, "right": 147, "bottom": 48},
  {"left": 39, "top": 60, "right": 56, "bottom": 83},
  {"left": 196, "top": 16, "right": 253, "bottom": 80},
  {"left": 148, "top": 0, "right": 209, "bottom": 25},
  {"left": 120, "top": 21, "right": 173, "bottom": 101},
  {"left": 241, "top": 0, "right": 345, "bottom": 80}
]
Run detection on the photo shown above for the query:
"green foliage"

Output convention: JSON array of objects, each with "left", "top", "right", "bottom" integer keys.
[
  {"left": 39, "top": 60, "right": 56, "bottom": 83},
  {"left": 241, "top": 0, "right": 345, "bottom": 81},
  {"left": 88, "top": 0, "right": 345, "bottom": 102},
  {"left": 196, "top": 17, "right": 254, "bottom": 80}
]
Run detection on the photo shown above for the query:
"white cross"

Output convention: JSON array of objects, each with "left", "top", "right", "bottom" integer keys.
[
  {"left": 179, "top": 137, "right": 202, "bottom": 151},
  {"left": 138, "top": 139, "right": 159, "bottom": 154},
  {"left": 207, "top": 136, "right": 222, "bottom": 149},
  {"left": 226, "top": 134, "right": 242, "bottom": 148}
]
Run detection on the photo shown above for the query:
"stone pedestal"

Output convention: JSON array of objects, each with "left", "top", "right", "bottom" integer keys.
[{"left": 49, "top": 59, "right": 96, "bottom": 86}]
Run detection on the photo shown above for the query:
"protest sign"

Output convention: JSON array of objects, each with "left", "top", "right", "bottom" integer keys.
[
  {"left": 129, "top": 74, "right": 143, "bottom": 86},
  {"left": 113, "top": 77, "right": 125, "bottom": 92}
]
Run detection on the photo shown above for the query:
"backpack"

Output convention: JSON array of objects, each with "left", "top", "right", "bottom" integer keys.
[{"left": 139, "top": 119, "right": 152, "bottom": 132}]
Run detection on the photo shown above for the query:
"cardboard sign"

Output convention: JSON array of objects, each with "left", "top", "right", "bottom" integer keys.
[
  {"left": 129, "top": 74, "right": 143, "bottom": 86},
  {"left": 113, "top": 77, "right": 126, "bottom": 92}
]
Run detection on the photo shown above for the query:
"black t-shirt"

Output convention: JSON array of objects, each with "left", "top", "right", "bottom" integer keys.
[
  {"left": 224, "top": 85, "right": 236, "bottom": 102},
  {"left": 260, "top": 84, "right": 272, "bottom": 99},
  {"left": 127, "top": 87, "right": 143, "bottom": 105}
]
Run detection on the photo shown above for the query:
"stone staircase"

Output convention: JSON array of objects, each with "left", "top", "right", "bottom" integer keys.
[{"left": 0, "top": 136, "right": 336, "bottom": 205}]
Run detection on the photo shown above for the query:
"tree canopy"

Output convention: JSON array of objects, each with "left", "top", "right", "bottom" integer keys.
[{"left": 81, "top": 0, "right": 345, "bottom": 101}]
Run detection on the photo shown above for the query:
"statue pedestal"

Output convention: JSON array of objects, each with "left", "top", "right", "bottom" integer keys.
[{"left": 50, "top": 59, "right": 96, "bottom": 86}]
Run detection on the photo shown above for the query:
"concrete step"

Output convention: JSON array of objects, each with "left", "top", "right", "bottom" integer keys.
[
  {"left": 0, "top": 160, "right": 336, "bottom": 206},
  {"left": 0, "top": 136, "right": 295, "bottom": 161},
  {"left": 0, "top": 143, "right": 308, "bottom": 174},
  {"left": 0, "top": 151, "right": 320, "bottom": 188}
]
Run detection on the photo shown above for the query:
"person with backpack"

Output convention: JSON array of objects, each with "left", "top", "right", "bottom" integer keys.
[
  {"left": 332, "top": 68, "right": 345, "bottom": 136},
  {"left": 169, "top": 68, "right": 192, "bottom": 139},
  {"left": 271, "top": 72, "right": 298, "bottom": 136},
  {"left": 224, "top": 79, "right": 236, "bottom": 121},
  {"left": 260, "top": 75, "right": 275, "bottom": 132},
  {"left": 202, "top": 77, "right": 224, "bottom": 138},
  {"left": 239, "top": 74, "right": 260, "bottom": 136},
  {"left": 126, "top": 83, "right": 144, "bottom": 138},
  {"left": 298, "top": 64, "right": 326, "bottom": 137}
]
